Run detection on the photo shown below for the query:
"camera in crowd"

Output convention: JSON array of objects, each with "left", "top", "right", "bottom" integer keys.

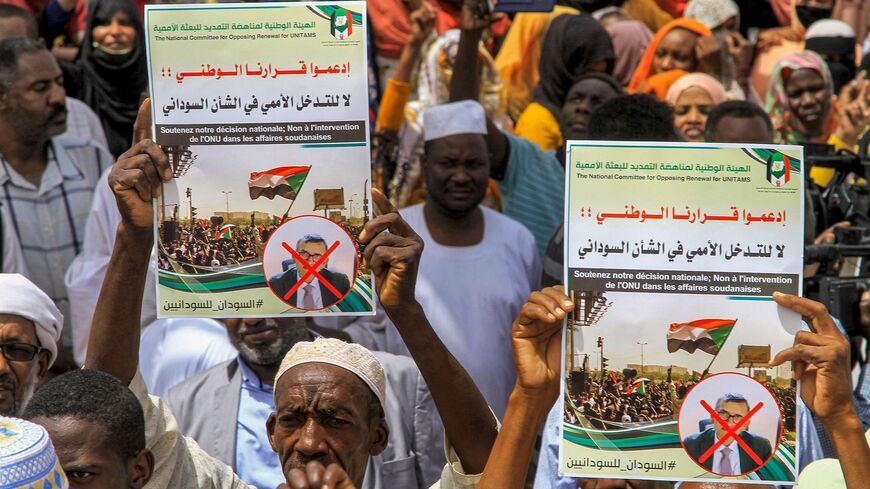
[{"left": 804, "top": 131, "right": 870, "bottom": 343}]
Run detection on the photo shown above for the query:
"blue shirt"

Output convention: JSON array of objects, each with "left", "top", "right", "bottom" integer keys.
[{"left": 235, "top": 359, "right": 283, "bottom": 489}]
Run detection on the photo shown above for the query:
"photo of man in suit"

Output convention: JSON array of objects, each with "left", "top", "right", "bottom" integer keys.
[
  {"left": 682, "top": 392, "right": 773, "bottom": 476},
  {"left": 268, "top": 233, "right": 351, "bottom": 309}
]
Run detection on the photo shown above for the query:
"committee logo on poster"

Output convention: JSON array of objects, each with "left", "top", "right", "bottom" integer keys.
[
  {"left": 330, "top": 7, "right": 353, "bottom": 40},
  {"left": 766, "top": 153, "right": 791, "bottom": 187}
]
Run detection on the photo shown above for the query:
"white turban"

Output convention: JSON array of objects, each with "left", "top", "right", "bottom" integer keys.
[
  {"left": 274, "top": 338, "right": 386, "bottom": 411},
  {"left": 423, "top": 100, "right": 488, "bottom": 142},
  {"left": 684, "top": 0, "right": 739, "bottom": 30},
  {"left": 0, "top": 416, "right": 69, "bottom": 488},
  {"left": 0, "top": 274, "right": 63, "bottom": 366}
]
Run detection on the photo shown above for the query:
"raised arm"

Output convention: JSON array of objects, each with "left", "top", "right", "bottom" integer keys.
[
  {"left": 771, "top": 292, "right": 870, "bottom": 488},
  {"left": 478, "top": 287, "right": 572, "bottom": 489},
  {"left": 448, "top": 0, "right": 509, "bottom": 178},
  {"left": 359, "top": 189, "right": 498, "bottom": 474},
  {"left": 84, "top": 100, "right": 172, "bottom": 384}
]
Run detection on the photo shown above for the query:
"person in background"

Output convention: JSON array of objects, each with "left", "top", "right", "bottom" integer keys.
[
  {"left": 704, "top": 100, "right": 775, "bottom": 144},
  {"left": 683, "top": 0, "right": 754, "bottom": 100},
  {"left": 514, "top": 13, "right": 614, "bottom": 151},
  {"left": 164, "top": 316, "right": 446, "bottom": 489},
  {"left": 804, "top": 19, "right": 859, "bottom": 94},
  {"left": 0, "top": 3, "right": 108, "bottom": 149},
  {"left": 0, "top": 38, "right": 111, "bottom": 364},
  {"left": 605, "top": 20, "right": 653, "bottom": 87},
  {"left": 628, "top": 18, "right": 722, "bottom": 94},
  {"left": 64, "top": 0, "right": 146, "bottom": 157},
  {"left": 764, "top": 50, "right": 869, "bottom": 183},
  {"left": 0, "top": 273, "right": 63, "bottom": 416},
  {"left": 666, "top": 72, "right": 726, "bottom": 142}
]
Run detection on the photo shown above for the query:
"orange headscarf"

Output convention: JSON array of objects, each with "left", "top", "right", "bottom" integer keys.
[
  {"left": 639, "top": 69, "right": 689, "bottom": 100},
  {"left": 627, "top": 18, "right": 712, "bottom": 93}
]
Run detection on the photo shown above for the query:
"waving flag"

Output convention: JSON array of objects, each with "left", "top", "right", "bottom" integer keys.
[
  {"left": 248, "top": 166, "right": 310, "bottom": 200},
  {"left": 667, "top": 319, "right": 736, "bottom": 355},
  {"left": 626, "top": 379, "right": 648, "bottom": 395},
  {"left": 215, "top": 224, "right": 235, "bottom": 241},
  {"left": 692, "top": 370, "right": 703, "bottom": 381},
  {"left": 610, "top": 371, "right": 618, "bottom": 383}
]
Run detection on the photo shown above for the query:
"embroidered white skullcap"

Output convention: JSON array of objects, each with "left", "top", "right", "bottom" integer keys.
[
  {"left": 423, "top": 100, "right": 488, "bottom": 142},
  {"left": 0, "top": 416, "right": 69, "bottom": 489},
  {"left": 274, "top": 338, "right": 386, "bottom": 411},
  {"left": 684, "top": 0, "right": 739, "bottom": 30},
  {"left": 0, "top": 274, "right": 63, "bottom": 367},
  {"left": 805, "top": 19, "right": 855, "bottom": 40}
]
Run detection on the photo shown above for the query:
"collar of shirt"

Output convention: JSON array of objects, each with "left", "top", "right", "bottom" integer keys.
[
  {"left": 0, "top": 140, "right": 86, "bottom": 193},
  {"left": 237, "top": 356, "right": 274, "bottom": 393},
  {"left": 713, "top": 436, "right": 740, "bottom": 473}
]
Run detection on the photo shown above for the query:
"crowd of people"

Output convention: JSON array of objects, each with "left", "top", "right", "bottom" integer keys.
[
  {"left": 566, "top": 376, "right": 676, "bottom": 427},
  {"left": 159, "top": 224, "right": 261, "bottom": 272},
  {"left": 0, "top": 0, "right": 870, "bottom": 488}
]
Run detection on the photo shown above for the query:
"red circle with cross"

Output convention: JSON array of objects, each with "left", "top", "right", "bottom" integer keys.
[
  {"left": 677, "top": 372, "right": 784, "bottom": 477},
  {"left": 262, "top": 215, "right": 359, "bottom": 310}
]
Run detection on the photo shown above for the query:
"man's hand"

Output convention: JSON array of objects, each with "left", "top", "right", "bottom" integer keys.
[
  {"left": 284, "top": 462, "right": 356, "bottom": 489},
  {"left": 770, "top": 292, "right": 855, "bottom": 425},
  {"left": 107, "top": 99, "right": 173, "bottom": 230},
  {"left": 460, "top": 0, "right": 498, "bottom": 31},
  {"left": 511, "top": 286, "right": 572, "bottom": 402},
  {"left": 833, "top": 72, "right": 870, "bottom": 146},
  {"left": 359, "top": 188, "right": 424, "bottom": 311},
  {"left": 756, "top": 26, "right": 802, "bottom": 53},
  {"left": 695, "top": 35, "right": 723, "bottom": 79},
  {"left": 725, "top": 31, "right": 753, "bottom": 68},
  {"left": 409, "top": 1, "right": 437, "bottom": 46}
]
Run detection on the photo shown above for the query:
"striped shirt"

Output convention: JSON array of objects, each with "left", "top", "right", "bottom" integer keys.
[
  {"left": 0, "top": 135, "right": 111, "bottom": 342},
  {"left": 497, "top": 134, "right": 565, "bottom": 259},
  {"left": 64, "top": 97, "right": 109, "bottom": 151}
]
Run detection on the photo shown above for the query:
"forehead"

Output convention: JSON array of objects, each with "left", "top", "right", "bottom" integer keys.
[
  {"left": 0, "top": 313, "right": 38, "bottom": 342},
  {"left": 298, "top": 240, "right": 327, "bottom": 252},
  {"left": 659, "top": 28, "right": 698, "bottom": 48},
  {"left": 15, "top": 50, "right": 60, "bottom": 80},
  {"left": 567, "top": 78, "right": 617, "bottom": 99},
  {"left": 676, "top": 86, "right": 715, "bottom": 105},
  {"left": 0, "top": 17, "right": 32, "bottom": 39},
  {"left": 31, "top": 416, "right": 117, "bottom": 461},
  {"left": 785, "top": 68, "right": 825, "bottom": 89},
  {"left": 275, "top": 362, "right": 372, "bottom": 411},
  {"left": 427, "top": 134, "right": 487, "bottom": 158},
  {"left": 719, "top": 399, "right": 749, "bottom": 412}
]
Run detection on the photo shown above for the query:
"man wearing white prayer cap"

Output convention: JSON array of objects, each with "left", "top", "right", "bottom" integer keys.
[
  {"left": 0, "top": 273, "right": 63, "bottom": 416},
  {"left": 0, "top": 416, "right": 69, "bottom": 489},
  {"left": 372, "top": 100, "right": 540, "bottom": 419},
  {"left": 267, "top": 337, "right": 389, "bottom": 489}
]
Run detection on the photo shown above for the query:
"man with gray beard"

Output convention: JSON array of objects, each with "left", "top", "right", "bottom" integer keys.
[{"left": 164, "top": 317, "right": 445, "bottom": 489}]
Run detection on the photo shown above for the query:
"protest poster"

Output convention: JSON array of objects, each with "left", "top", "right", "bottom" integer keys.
[
  {"left": 145, "top": 2, "right": 374, "bottom": 317},
  {"left": 561, "top": 142, "right": 803, "bottom": 484}
]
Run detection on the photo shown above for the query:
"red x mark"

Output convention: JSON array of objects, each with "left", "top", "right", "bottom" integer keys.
[
  {"left": 698, "top": 399, "right": 764, "bottom": 466},
  {"left": 281, "top": 240, "right": 342, "bottom": 301}
]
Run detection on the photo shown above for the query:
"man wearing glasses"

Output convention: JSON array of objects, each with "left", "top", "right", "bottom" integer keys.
[
  {"left": 0, "top": 273, "right": 63, "bottom": 416},
  {"left": 268, "top": 233, "right": 351, "bottom": 310},
  {"left": 682, "top": 392, "right": 773, "bottom": 476}
]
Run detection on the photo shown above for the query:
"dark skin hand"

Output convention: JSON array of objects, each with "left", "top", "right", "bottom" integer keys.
[
  {"left": 84, "top": 99, "right": 172, "bottom": 384},
  {"left": 278, "top": 461, "right": 356, "bottom": 489},
  {"left": 358, "top": 188, "right": 498, "bottom": 474},
  {"left": 770, "top": 292, "right": 870, "bottom": 489},
  {"left": 477, "top": 286, "right": 571, "bottom": 489},
  {"left": 449, "top": 0, "right": 509, "bottom": 178}
]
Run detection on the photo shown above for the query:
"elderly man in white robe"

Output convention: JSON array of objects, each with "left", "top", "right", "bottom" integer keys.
[{"left": 0, "top": 273, "right": 63, "bottom": 416}]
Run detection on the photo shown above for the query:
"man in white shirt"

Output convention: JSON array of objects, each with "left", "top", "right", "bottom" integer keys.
[{"left": 369, "top": 100, "right": 541, "bottom": 418}]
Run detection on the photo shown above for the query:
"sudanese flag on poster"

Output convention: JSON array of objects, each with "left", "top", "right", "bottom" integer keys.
[
  {"left": 248, "top": 166, "right": 311, "bottom": 200},
  {"left": 667, "top": 319, "right": 736, "bottom": 355}
]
